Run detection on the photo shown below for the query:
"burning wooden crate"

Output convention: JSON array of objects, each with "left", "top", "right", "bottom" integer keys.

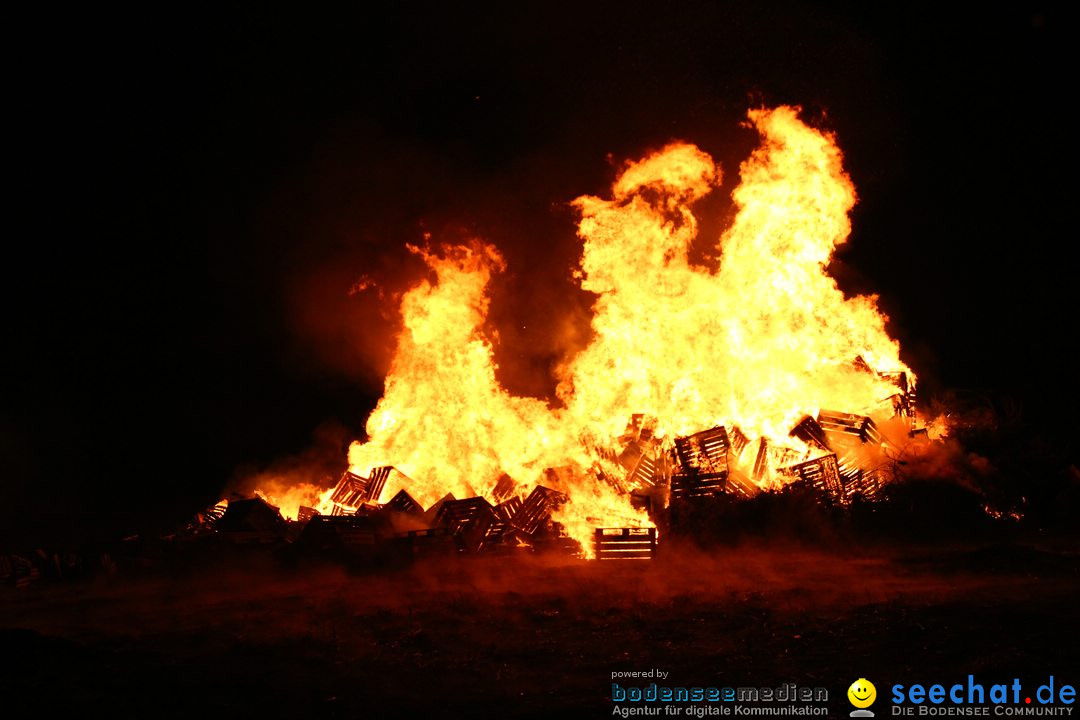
[
  {"left": 384, "top": 489, "right": 424, "bottom": 516},
  {"left": 818, "top": 410, "right": 884, "bottom": 450},
  {"left": 670, "top": 426, "right": 730, "bottom": 500},
  {"left": 476, "top": 496, "right": 524, "bottom": 551},
  {"left": 816, "top": 409, "right": 892, "bottom": 499},
  {"left": 853, "top": 355, "right": 915, "bottom": 419},
  {"left": 594, "top": 528, "right": 657, "bottom": 560},
  {"left": 879, "top": 369, "right": 916, "bottom": 424},
  {"left": 354, "top": 502, "right": 388, "bottom": 519},
  {"left": 675, "top": 425, "right": 730, "bottom": 476},
  {"left": 510, "top": 486, "right": 568, "bottom": 535},
  {"left": 624, "top": 452, "right": 661, "bottom": 488},
  {"left": 328, "top": 471, "right": 372, "bottom": 515},
  {"left": 435, "top": 497, "right": 497, "bottom": 552},
  {"left": 178, "top": 498, "right": 230, "bottom": 537},
  {"left": 368, "top": 466, "right": 398, "bottom": 498},
  {"left": 728, "top": 426, "right": 751, "bottom": 460},
  {"left": 422, "top": 492, "right": 456, "bottom": 525},
  {"left": 593, "top": 459, "right": 631, "bottom": 494},
  {"left": 328, "top": 466, "right": 408, "bottom": 515},
  {"left": 494, "top": 496, "right": 523, "bottom": 522},
  {"left": 780, "top": 453, "right": 845, "bottom": 502},
  {"left": 789, "top": 415, "right": 831, "bottom": 451},
  {"left": 837, "top": 458, "right": 888, "bottom": 502},
  {"left": 751, "top": 437, "right": 804, "bottom": 483},
  {"left": 617, "top": 414, "right": 663, "bottom": 488},
  {"left": 583, "top": 415, "right": 667, "bottom": 496}
]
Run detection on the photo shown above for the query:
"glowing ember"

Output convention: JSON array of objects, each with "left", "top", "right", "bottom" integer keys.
[{"left": 280, "top": 106, "right": 919, "bottom": 556}]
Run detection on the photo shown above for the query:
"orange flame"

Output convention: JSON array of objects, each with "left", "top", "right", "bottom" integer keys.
[
  {"left": 314, "top": 106, "right": 915, "bottom": 555},
  {"left": 560, "top": 106, "right": 908, "bottom": 442}
]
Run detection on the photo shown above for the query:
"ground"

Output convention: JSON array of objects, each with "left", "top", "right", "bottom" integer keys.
[{"left": 2, "top": 539, "right": 1077, "bottom": 719}]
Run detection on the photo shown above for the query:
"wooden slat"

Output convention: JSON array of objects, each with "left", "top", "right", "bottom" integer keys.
[{"left": 435, "top": 497, "right": 494, "bottom": 536}]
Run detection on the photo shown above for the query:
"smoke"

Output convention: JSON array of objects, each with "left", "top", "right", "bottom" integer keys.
[
  {"left": 896, "top": 437, "right": 995, "bottom": 490},
  {"left": 228, "top": 421, "right": 352, "bottom": 519}
]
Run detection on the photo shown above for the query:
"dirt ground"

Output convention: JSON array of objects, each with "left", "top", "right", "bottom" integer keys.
[{"left": 2, "top": 540, "right": 1077, "bottom": 718}]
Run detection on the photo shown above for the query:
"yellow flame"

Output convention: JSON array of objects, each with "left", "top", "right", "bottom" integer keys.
[
  {"left": 340, "top": 242, "right": 571, "bottom": 506},
  {"left": 315, "top": 106, "right": 913, "bottom": 556},
  {"left": 254, "top": 482, "right": 322, "bottom": 521},
  {"left": 560, "top": 105, "right": 908, "bottom": 442}
]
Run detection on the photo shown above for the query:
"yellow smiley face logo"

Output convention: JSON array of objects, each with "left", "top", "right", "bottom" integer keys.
[{"left": 848, "top": 679, "right": 876, "bottom": 708}]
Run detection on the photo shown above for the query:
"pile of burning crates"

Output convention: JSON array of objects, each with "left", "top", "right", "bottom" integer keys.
[
  {"left": 282, "top": 409, "right": 903, "bottom": 561},
  {"left": 618, "top": 366, "right": 916, "bottom": 511},
  {"left": 288, "top": 468, "right": 585, "bottom": 560},
  {"left": 664, "top": 409, "right": 891, "bottom": 507},
  {"left": 205, "top": 364, "right": 913, "bottom": 562}
]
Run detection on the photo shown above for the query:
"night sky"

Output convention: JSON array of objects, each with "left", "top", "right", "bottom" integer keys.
[{"left": 4, "top": 3, "right": 1074, "bottom": 544}]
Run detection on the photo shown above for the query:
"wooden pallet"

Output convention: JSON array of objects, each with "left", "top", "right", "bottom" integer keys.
[
  {"left": 435, "top": 497, "right": 498, "bottom": 552},
  {"left": 328, "top": 467, "right": 405, "bottom": 514},
  {"left": 435, "top": 497, "right": 494, "bottom": 533},
  {"left": 329, "top": 471, "right": 367, "bottom": 508},
  {"left": 670, "top": 468, "right": 726, "bottom": 499},
  {"left": 594, "top": 528, "right": 657, "bottom": 560},
  {"left": 752, "top": 437, "right": 803, "bottom": 483},
  {"left": 818, "top": 410, "right": 884, "bottom": 449},
  {"left": 674, "top": 426, "right": 730, "bottom": 477},
  {"left": 384, "top": 489, "right": 424, "bottom": 516},
  {"left": 671, "top": 426, "right": 731, "bottom": 501},
  {"left": 839, "top": 464, "right": 887, "bottom": 502},
  {"left": 728, "top": 426, "right": 751, "bottom": 460},
  {"left": 365, "top": 466, "right": 393, "bottom": 503},
  {"left": 780, "top": 453, "right": 845, "bottom": 501},
  {"left": 494, "top": 496, "right": 523, "bottom": 522},
  {"left": 625, "top": 452, "right": 661, "bottom": 488},
  {"left": 510, "top": 486, "right": 568, "bottom": 535},
  {"left": 789, "top": 415, "right": 831, "bottom": 451}
]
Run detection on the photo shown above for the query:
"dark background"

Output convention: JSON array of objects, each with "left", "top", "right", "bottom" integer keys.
[{"left": 3, "top": 2, "right": 1075, "bottom": 544}]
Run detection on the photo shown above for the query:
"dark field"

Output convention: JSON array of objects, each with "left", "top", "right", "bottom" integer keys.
[{"left": 2, "top": 539, "right": 1077, "bottom": 719}]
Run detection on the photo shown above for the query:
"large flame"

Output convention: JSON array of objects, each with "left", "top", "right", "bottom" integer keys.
[
  {"left": 560, "top": 106, "right": 907, "bottom": 442},
  {"left": 308, "top": 106, "right": 913, "bottom": 555},
  {"left": 343, "top": 241, "right": 569, "bottom": 502}
]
